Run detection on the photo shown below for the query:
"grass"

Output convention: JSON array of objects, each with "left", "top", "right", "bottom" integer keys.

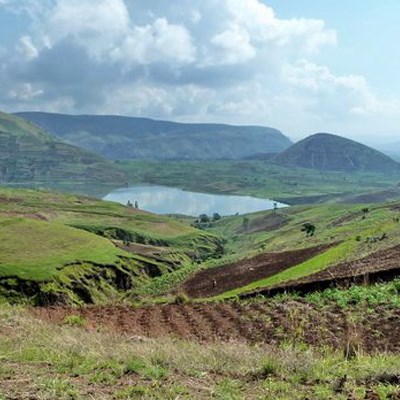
[
  {"left": 0, "top": 187, "right": 224, "bottom": 304},
  {"left": 117, "top": 159, "right": 400, "bottom": 204},
  {"left": 0, "top": 303, "right": 399, "bottom": 399},
  {"left": 0, "top": 217, "right": 125, "bottom": 281}
]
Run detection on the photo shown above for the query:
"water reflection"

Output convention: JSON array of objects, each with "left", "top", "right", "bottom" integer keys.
[{"left": 103, "top": 185, "right": 286, "bottom": 216}]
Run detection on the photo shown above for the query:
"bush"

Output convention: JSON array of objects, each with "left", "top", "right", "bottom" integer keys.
[
  {"left": 63, "top": 314, "right": 86, "bottom": 326},
  {"left": 174, "top": 293, "right": 191, "bottom": 305}
]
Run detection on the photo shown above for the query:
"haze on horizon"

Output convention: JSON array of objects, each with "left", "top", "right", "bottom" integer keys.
[{"left": 0, "top": 0, "right": 399, "bottom": 144}]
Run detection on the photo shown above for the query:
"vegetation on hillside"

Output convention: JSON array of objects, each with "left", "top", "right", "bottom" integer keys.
[
  {"left": 16, "top": 111, "right": 293, "bottom": 161},
  {"left": 273, "top": 132, "right": 400, "bottom": 172},
  {"left": 117, "top": 159, "right": 400, "bottom": 205},
  {"left": 0, "top": 188, "right": 222, "bottom": 305},
  {"left": 0, "top": 111, "right": 127, "bottom": 195}
]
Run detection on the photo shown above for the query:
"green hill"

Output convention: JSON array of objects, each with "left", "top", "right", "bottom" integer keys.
[
  {"left": 273, "top": 132, "right": 400, "bottom": 172},
  {"left": 15, "top": 111, "right": 292, "bottom": 160},
  {"left": 0, "top": 188, "right": 222, "bottom": 305},
  {"left": 0, "top": 111, "right": 126, "bottom": 193}
]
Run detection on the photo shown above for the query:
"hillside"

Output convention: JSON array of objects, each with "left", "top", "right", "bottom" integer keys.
[
  {"left": 180, "top": 200, "right": 400, "bottom": 300},
  {"left": 273, "top": 132, "right": 400, "bottom": 172},
  {"left": 0, "top": 111, "right": 126, "bottom": 193},
  {"left": 15, "top": 112, "right": 292, "bottom": 160},
  {"left": 0, "top": 188, "right": 222, "bottom": 304}
]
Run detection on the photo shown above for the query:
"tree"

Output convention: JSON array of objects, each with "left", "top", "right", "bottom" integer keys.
[
  {"left": 212, "top": 212, "right": 221, "bottom": 221},
  {"left": 199, "top": 214, "right": 210, "bottom": 223},
  {"left": 301, "top": 222, "right": 316, "bottom": 237}
]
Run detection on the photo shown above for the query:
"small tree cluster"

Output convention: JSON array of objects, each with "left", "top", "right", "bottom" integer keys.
[{"left": 301, "top": 222, "right": 316, "bottom": 237}]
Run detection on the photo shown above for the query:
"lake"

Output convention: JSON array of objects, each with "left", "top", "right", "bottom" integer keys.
[{"left": 103, "top": 185, "right": 287, "bottom": 216}]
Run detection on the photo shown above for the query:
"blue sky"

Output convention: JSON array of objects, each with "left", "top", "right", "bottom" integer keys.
[
  {"left": 0, "top": 0, "right": 399, "bottom": 143},
  {"left": 270, "top": 0, "right": 400, "bottom": 94}
]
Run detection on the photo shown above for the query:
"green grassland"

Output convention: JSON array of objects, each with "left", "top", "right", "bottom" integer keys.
[
  {"left": 117, "top": 159, "right": 400, "bottom": 204},
  {"left": 2, "top": 185, "right": 400, "bottom": 305},
  {"left": 0, "top": 187, "right": 222, "bottom": 304}
]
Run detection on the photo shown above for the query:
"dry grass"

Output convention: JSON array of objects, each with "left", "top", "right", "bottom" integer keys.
[{"left": 0, "top": 305, "right": 399, "bottom": 399}]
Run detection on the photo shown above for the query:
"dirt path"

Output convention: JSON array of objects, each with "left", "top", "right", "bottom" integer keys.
[{"left": 182, "top": 244, "right": 335, "bottom": 298}]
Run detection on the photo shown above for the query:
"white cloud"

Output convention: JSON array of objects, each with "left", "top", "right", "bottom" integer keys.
[
  {"left": 111, "top": 18, "right": 196, "bottom": 66},
  {"left": 45, "top": 0, "right": 130, "bottom": 60},
  {"left": 16, "top": 35, "right": 39, "bottom": 60},
  {"left": 8, "top": 83, "right": 43, "bottom": 100},
  {"left": 283, "top": 60, "right": 400, "bottom": 116},
  {"left": 209, "top": 24, "right": 256, "bottom": 65},
  {"left": 224, "top": 0, "right": 337, "bottom": 52},
  {"left": 1, "top": 0, "right": 399, "bottom": 140}
]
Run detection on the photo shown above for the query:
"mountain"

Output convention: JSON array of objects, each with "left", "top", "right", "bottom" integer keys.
[
  {"left": 273, "top": 132, "right": 400, "bottom": 172},
  {"left": 0, "top": 111, "right": 126, "bottom": 191},
  {"left": 15, "top": 112, "right": 292, "bottom": 160}
]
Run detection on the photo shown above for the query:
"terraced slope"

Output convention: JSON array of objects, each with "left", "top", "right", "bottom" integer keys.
[
  {"left": 0, "top": 188, "right": 222, "bottom": 304},
  {"left": 0, "top": 111, "right": 126, "bottom": 193}
]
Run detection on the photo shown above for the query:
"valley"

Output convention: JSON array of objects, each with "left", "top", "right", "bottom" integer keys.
[
  {"left": 2, "top": 1, "right": 400, "bottom": 397},
  {"left": 1, "top": 111, "right": 400, "bottom": 398}
]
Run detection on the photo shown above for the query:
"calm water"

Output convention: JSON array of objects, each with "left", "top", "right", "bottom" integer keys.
[{"left": 103, "top": 185, "right": 286, "bottom": 216}]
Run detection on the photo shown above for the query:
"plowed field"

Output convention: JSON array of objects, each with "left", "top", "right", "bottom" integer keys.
[
  {"left": 32, "top": 300, "right": 400, "bottom": 352},
  {"left": 250, "top": 244, "right": 400, "bottom": 297},
  {"left": 182, "top": 243, "right": 334, "bottom": 298}
]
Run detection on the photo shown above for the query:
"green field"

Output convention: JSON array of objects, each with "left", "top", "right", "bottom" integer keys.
[
  {"left": 0, "top": 187, "right": 222, "bottom": 304},
  {"left": 117, "top": 159, "right": 400, "bottom": 204}
]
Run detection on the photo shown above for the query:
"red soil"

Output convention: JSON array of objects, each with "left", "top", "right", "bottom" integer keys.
[
  {"left": 32, "top": 300, "right": 400, "bottom": 352},
  {"left": 182, "top": 243, "right": 335, "bottom": 298}
]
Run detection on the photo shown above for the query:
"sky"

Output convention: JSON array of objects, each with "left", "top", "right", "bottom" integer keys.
[{"left": 0, "top": 0, "right": 400, "bottom": 143}]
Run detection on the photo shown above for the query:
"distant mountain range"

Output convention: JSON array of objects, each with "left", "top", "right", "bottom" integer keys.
[
  {"left": 273, "top": 133, "right": 400, "bottom": 172},
  {"left": 0, "top": 111, "right": 126, "bottom": 189},
  {"left": 15, "top": 112, "right": 293, "bottom": 161}
]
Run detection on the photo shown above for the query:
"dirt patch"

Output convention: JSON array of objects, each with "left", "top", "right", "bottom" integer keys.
[
  {"left": 182, "top": 243, "right": 335, "bottom": 298},
  {"left": 247, "top": 244, "right": 400, "bottom": 297},
  {"left": 237, "top": 213, "right": 288, "bottom": 234},
  {"left": 330, "top": 211, "right": 363, "bottom": 227},
  {"left": 0, "top": 211, "right": 48, "bottom": 221},
  {"left": 31, "top": 300, "right": 400, "bottom": 352},
  {"left": 342, "top": 190, "right": 400, "bottom": 204},
  {"left": 114, "top": 241, "right": 170, "bottom": 257},
  {"left": 0, "top": 196, "right": 23, "bottom": 204}
]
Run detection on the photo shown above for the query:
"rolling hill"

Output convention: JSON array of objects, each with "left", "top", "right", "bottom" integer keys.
[
  {"left": 0, "top": 187, "right": 222, "bottom": 304},
  {"left": 0, "top": 111, "right": 127, "bottom": 193},
  {"left": 273, "top": 132, "right": 400, "bottom": 172},
  {"left": 15, "top": 111, "right": 292, "bottom": 160}
]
